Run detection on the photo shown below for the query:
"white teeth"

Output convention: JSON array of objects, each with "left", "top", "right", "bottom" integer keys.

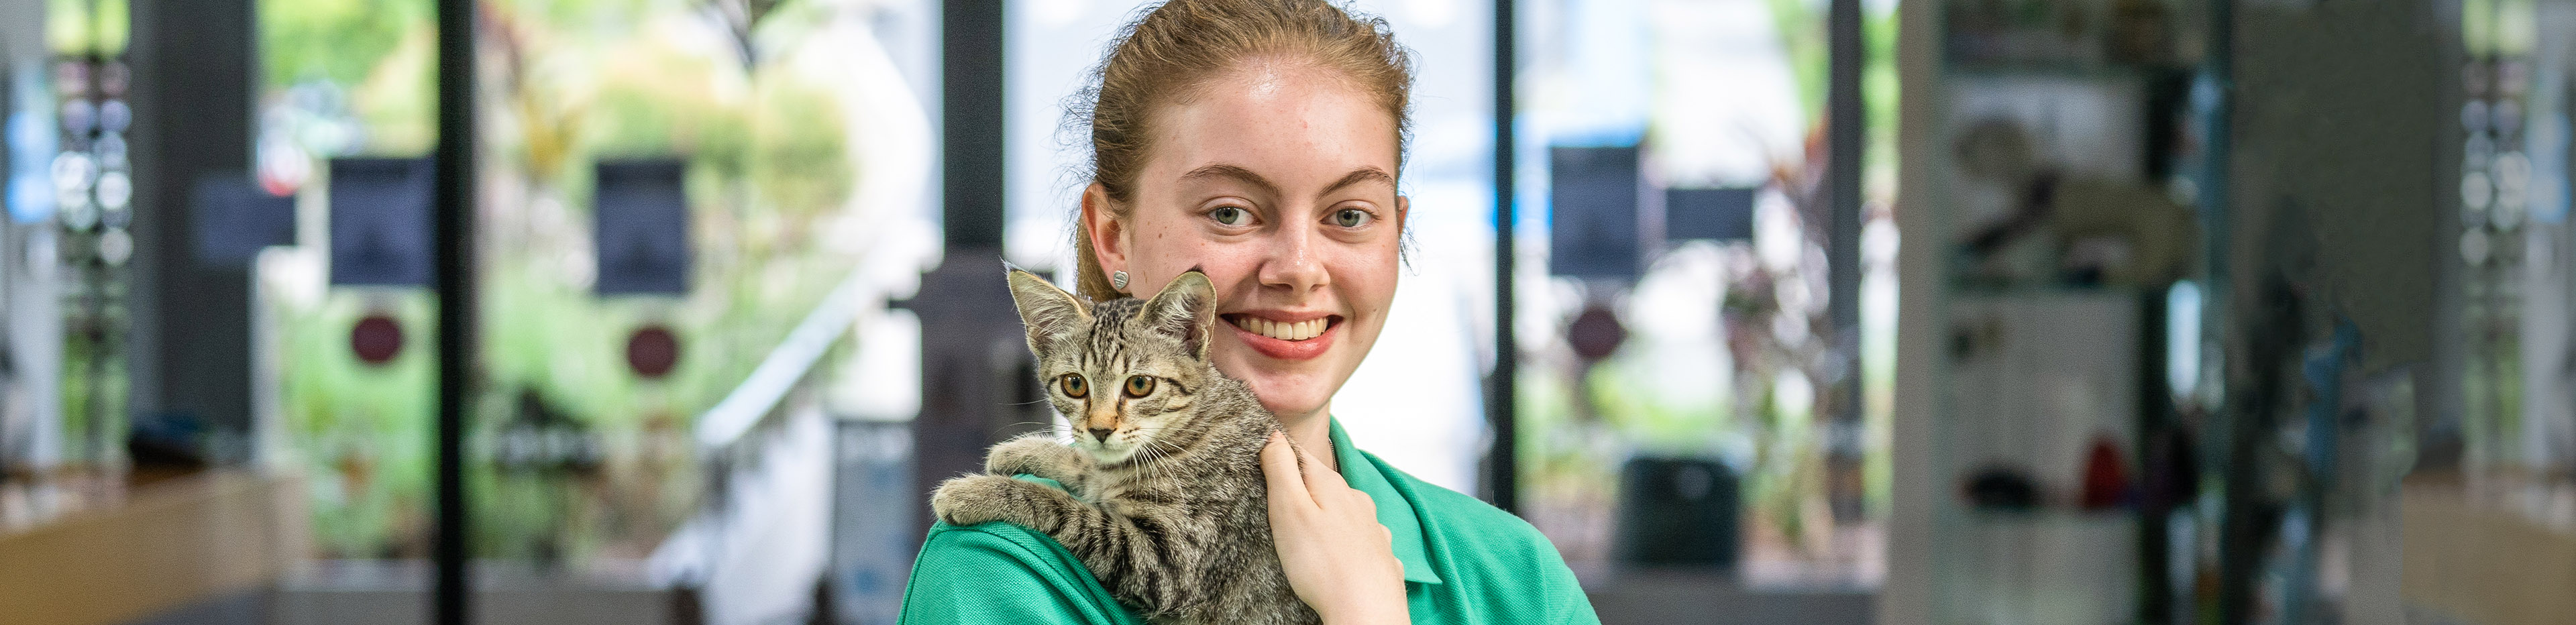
[{"left": 1232, "top": 317, "right": 1328, "bottom": 341}]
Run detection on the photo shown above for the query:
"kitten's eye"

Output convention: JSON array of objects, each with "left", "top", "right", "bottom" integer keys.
[
  {"left": 1209, "top": 206, "right": 1252, "bottom": 227},
  {"left": 1060, "top": 374, "right": 1088, "bottom": 398},
  {"left": 1124, "top": 376, "right": 1157, "bottom": 398},
  {"left": 1331, "top": 207, "right": 1372, "bottom": 228}
]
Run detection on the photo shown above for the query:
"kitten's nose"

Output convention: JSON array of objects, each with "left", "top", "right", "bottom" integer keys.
[{"left": 1087, "top": 427, "right": 1115, "bottom": 442}]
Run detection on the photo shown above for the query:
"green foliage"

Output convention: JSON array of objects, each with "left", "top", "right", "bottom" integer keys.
[
  {"left": 1764, "top": 0, "right": 1827, "bottom": 121},
  {"left": 259, "top": 0, "right": 429, "bottom": 89},
  {"left": 1585, "top": 353, "right": 1730, "bottom": 453},
  {"left": 747, "top": 80, "right": 853, "bottom": 215},
  {"left": 585, "top": 40, "right": 751, "bottom": 165},
  {"left": 1865, "top": 9, "right": 1900, "bottom": 177},
  {"left": 278, "top": 290, "right": 436, "bottom": 557},
  {"left": 504, "top": 0, "right": 665, "bottom": 33},
  {"left": 264, "top": 0, "right": 867, "bottom": 561},
  {"left": 1760, "top": 0, "right": 1900, "bottom": 177},
  {"left": 48, "top": 0, "right": 128, "bottom": 54},
  {"left": 48, "top": 0, "right": 127, "bottom": 54},
  {"left": 352, "top": 24, "right": 437, "bottom": 155},
  {"left": 58, "top": 315, "right": 127, "bottom": 465}
]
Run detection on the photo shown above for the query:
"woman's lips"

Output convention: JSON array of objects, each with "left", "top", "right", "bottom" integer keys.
[{"left": 1224, "top": 314, "right": 1340, "bottom": 361}]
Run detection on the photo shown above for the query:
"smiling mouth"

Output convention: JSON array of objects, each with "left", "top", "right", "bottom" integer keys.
[{"left": 1223, "top": 315, "right": 1338, "bottom": 341}]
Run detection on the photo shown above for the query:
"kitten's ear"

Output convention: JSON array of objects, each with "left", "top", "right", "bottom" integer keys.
[
  {"left": 1140, "top": 270, "right": 1217, "bottom": 359},
  {"left": 1007, "top": 268, "right": 1090, "bottom": 357}
]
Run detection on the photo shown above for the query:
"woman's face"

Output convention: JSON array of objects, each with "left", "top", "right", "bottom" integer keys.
[{"left": 1086, "top": 62, "right": 1405, "bottom": 423}]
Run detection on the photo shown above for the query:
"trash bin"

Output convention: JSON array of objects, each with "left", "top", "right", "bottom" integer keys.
[{"left": 1614, "top": 456, "right": 1738, "bottom": 569}]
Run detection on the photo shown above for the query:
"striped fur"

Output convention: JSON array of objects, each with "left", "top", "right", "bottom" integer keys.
[{"left": 931, "top": 269, "right": 1318, "bottom": 624}]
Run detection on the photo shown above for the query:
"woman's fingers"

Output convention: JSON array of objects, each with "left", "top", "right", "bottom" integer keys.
[
  {"left": 1293, "top": 437, "right": 1343, "bottom": 498},
  {"left": 1261, "top": 431, "right": 1313, "bottom": 509},
  {"left": 1263, "top": 429, "right": 1407, "bottom": 624}
]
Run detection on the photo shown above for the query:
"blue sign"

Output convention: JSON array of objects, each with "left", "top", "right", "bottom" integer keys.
[
  {"left": 594, "top": 160, "right": 691, "bottom": 296},
  {"left": 7, "top": 100, "right": 56, "bottom": 224},
  {"left": 1548, "top": 145, "right": 1643, "bottom": 280},
  {"left": 1665, "top": 187, "right": 1756, "bottom": 242},
  {"left": 327, "top": 158, "right": 434, "bottom": 287},
  {"left": 192, "top": 174, "right": 295, "bottom": 268}
]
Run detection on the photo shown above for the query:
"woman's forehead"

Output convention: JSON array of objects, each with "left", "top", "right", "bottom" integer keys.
[{"left": 1144, "top": 70, "right": 1400, "bottom": 189}]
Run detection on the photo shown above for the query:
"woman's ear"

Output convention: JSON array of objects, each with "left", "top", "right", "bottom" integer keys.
[{"left": 1083, "top": 182, "right": 1129, "bottom": 290}]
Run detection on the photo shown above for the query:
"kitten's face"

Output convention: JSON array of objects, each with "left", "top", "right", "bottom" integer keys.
[{"left": 1008, "top": 269, "right": 1217, "bottom": 465}]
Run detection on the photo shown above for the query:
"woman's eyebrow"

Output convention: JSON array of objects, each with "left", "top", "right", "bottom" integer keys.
[
  {"left": 1319, "top": 167, "right": 1393, "bottom": 196},
  {"left": 1179, "top": 164, "right": 1280, "bottom": 197},
  {"left": 1177, "top": 164, "right": 1393, "bottom": 199}
]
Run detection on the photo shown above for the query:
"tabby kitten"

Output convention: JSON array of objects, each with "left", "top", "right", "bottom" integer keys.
[{"left": 930, "top": 268, "right": 1317, "bottom": 625}]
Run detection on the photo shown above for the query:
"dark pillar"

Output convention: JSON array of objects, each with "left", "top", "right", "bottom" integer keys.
[
  {"left": 1486, "top": 0, "right": 1519, "bottom": 514},
  {"left": 126, "top": 0, "right": 256, "bottom": 460},
  {"left": 941, "top": 0, "right": 1004, "bottom": 249},
  {"left": 912, "top": 0, "right": 1036, "bottom": 538},
  {"left": 432, "top": 0, "right": 478, "bottom": 623},
  {"left": 1823, "top": 0, "right": 1866, "bottom": 522}
]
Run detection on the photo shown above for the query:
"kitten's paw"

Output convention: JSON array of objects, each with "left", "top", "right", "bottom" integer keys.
[
  {"left": 985, "top": 435, "right": 1083, "bottom": 481},
  {"left": 931, "top": 474, "right": 1042, "bottom": 527}
]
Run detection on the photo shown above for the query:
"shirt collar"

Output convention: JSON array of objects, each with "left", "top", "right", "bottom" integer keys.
[{"left": 1328, "top": 418, "right": 1443, "bottom": 585}]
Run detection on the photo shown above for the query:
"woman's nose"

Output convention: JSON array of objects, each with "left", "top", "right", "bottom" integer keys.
[{"left": 1256, "top": 222, "right": 1328, "bottom": 293}]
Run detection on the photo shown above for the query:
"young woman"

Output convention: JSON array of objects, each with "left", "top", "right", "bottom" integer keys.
[{"left": 898, "top": 0, "right": 1597, "bottom": 622}]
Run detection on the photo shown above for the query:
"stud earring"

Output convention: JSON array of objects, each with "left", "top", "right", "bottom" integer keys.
[{"left": 1112, "top": 270, "right": 1130, "bottom": 290}]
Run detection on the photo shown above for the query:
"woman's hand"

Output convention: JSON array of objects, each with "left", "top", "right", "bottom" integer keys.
[{"left": 1262, "top": 431, "right": 1408, "bottom": 625}]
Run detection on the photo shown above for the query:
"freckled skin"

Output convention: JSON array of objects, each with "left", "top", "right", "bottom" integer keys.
[{"left": 1083, "top": 62, "right": 1407, "bottom": 449}]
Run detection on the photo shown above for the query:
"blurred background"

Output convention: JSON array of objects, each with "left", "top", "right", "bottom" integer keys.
[{"left": 0, "top": 0, "right": 2551, "bottom": 624}]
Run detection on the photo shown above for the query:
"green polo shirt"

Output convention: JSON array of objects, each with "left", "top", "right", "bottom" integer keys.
[{"left": 898, "top": 419, "right": 1599, "bottom": 624}]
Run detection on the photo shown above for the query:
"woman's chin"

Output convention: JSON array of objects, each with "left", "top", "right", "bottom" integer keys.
[
  {"left": 1214, "top": 346, "right": 1342, "bottom": 420},
  {"left": 1237, "top": 373, "right": 1331, "bottom": 420},
  {"left": 1266, "top": 400, "right": 1328, "bottom": 421}
]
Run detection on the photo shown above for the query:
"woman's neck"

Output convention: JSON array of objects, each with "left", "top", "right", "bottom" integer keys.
[{"left": 1278, "top": 404, "right": 1335, "bottom": 472}]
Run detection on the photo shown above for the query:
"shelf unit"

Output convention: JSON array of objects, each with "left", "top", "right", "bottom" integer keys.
[{"left": 1896, "top": 1, "right": 2214, "bottom": 624}]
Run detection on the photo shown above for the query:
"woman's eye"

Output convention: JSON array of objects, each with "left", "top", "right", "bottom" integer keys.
[
  {"left": 1332, "top": 208, "right": 1372, "bottom": 228},
  {"left": 1060, "top": 374, "right": 1088, "bottom": 398},
  {"left": 1124, "top": 376, "right": 1157, "bottom": 398},
  {"left": 1209, "top": 206, "right": 1251, "bottom": 226}
]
